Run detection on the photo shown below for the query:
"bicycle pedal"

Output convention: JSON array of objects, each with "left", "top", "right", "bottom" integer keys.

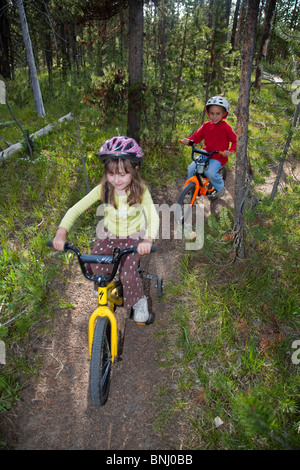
[{"left": 135, "top": 314, "right": 152, "bottom": 326}]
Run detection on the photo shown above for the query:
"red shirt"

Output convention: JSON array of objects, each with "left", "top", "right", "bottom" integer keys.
[{"left": 189, "top": 120, "right": 237, "bottom": 166}]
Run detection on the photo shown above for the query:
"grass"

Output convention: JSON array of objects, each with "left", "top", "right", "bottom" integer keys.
[{"left": 156, "top": 188, "right": 300, "bottom": 450}]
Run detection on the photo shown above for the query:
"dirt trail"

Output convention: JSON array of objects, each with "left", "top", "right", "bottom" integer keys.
[{"left": 1, "top": 160, "right": 298, "bottom": 450}]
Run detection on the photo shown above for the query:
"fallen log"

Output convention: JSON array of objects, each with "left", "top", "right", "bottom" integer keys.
[{"left": 0, "top": 112, "right": 73, "bottom": 163}]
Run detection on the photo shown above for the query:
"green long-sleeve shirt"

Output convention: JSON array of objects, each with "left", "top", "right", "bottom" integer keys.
[{"left": 59, "top": 184, "right": 159, "bottom": 240}]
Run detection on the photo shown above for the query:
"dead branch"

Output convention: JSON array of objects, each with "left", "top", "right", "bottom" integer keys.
[{"left": 0, "top": 112, "right": 73, "bottom": 163}]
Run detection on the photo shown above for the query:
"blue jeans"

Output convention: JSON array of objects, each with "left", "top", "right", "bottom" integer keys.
[{"left": 187, "top": 158, "right": 224, "bottom": 191}]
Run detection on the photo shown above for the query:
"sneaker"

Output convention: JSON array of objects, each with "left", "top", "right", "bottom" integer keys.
[
  {"left": 215, "top": 186, "right": 226, "bottom": 198},
  {"left": 133, "top": 296, "right": 151, "bottom": 324}
]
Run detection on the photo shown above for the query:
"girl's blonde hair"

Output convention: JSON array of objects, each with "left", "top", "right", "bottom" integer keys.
[{"left": 100, "top": 158, "right": 146, "bottom": 208}]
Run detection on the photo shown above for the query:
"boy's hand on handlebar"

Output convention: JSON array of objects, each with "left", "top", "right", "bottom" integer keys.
[
  {"left": 222, "top": 150, "right": 231, "bottom": 157},
  {"left": 137, "top": 238, "right": 153, "bottom": 255},
  {"left": 52, "top": 227, "right": 68, "bottom": 251},
  {"left": 179, "top": 138, "right": 191, "bottom": 146}
]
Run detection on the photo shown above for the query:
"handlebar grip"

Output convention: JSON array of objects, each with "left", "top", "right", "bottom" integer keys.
[
  {"left": 47, "top": 240, "right": 69, "bottom": 251},
  {"left": 132, "top": 245, "right": 156, "bottom": 253},
  {"left": 179, "top": 139, "right": 194, "bottom": 146}
]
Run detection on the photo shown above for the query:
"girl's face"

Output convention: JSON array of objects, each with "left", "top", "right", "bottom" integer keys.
[
  {"left": 208, "top": 105, "right": 226, "bottom": 124},
  {"left": 106, "top": 160, "right": 133, "bottom": 195}
]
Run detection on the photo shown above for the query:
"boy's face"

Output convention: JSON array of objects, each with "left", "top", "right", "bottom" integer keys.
[{"left": 208, "top": 105, "right": 226, "bottom": 124}]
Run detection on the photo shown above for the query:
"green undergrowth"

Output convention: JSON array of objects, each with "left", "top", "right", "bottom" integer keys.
[{"left": 156, "top": 188, "right": 300, "bottom": 450}]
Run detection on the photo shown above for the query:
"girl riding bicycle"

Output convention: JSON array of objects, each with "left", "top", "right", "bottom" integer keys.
[
  {"left": 52, "top": 136, "right": 159, "bottom": 324},
  {"left": 180, "top": 96, "right": 237, "bottom": 198}
]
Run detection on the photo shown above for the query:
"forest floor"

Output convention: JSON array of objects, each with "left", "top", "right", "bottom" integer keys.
[{"left": 0, "top": 159, "right": 299, "bottom": 450}]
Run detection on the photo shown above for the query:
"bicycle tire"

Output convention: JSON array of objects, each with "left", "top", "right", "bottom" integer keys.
[
  {"left": 175, "top": 181, "right": 197, "bottom": 227},
  {"left": 219, "top": 166, "right": 227, "bottom": 182},
  {"left": 156, "top": 277, "right": 163, "bottom": 297},
  {"left": 90, "top": 316, "right": 112, "bottom": 406}
]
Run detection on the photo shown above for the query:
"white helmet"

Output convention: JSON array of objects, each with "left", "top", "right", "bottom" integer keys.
[{"left": 205, "top": 96, "right": 229, "bottom": 117}]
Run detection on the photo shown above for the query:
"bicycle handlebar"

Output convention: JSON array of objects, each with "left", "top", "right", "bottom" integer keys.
[
  {"left": 47, "top": 241, "right": 156, "bottom": 285},
  {"left": 180, "top": 139, "right": 223, "bottom": 161},
  {"left": 189, "top": 141, "right": 223, "bottom": 162}
]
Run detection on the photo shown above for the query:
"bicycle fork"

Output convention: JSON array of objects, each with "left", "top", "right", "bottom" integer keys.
[
  {"left": 88, "top": 285, "right": 118, "bottom": 363},
  {"left": 184, "top": 175, "right": 215, "bottom": 202}
]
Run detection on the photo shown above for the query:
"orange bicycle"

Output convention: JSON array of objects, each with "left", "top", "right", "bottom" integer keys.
[{"left": 175, "top": 141, "right": 226, "bottom": 227}]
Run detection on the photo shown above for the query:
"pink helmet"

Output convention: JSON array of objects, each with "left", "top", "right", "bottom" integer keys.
[{"left": 97, "top": 136, "right": 144, "bottom": 163}]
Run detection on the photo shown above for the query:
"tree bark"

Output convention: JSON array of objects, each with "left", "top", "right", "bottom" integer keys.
[
  {"left": 0, "top": 0, "right": 11, "bottom": 79},
  {"left": 127, "top": 0, "right": 144, "bottom": 142},
  {"left": 231, "top": 0, "right": 241, "bottom": 50},
  {"left": 16, "top": 0, "right": 45, "bottom": 118},
  {"left": 254, "top": 0, "right": 277, "bottom": 90},
  {"left": 234, "top": 0, "right": 260, "bottom": 259},
  {"left": 234, "top": 0, "right": 247, "bottom": 50},
  {"left": 270, "top": 101, "right": 300, "bottom": 200}
]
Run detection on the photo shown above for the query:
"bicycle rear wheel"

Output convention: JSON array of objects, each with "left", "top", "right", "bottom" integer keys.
[
  {"left": 219, "top": 166, "right": 227, "bottom": 182},
  {"left": 175, "top": 181, "right": 197, "bottom": 227},
  {"left": 90, "top": 316, "right": 112, "bottom": 406}
]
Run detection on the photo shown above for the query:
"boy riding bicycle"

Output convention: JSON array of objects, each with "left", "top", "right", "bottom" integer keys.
[{"left": 180, "top": 96, "right": 237, "bottom": 198}]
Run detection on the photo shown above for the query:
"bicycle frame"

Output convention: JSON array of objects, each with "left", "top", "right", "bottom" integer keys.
[
  {"left": 184, "top": 143, "right": 223, "bottom": 203},
  {"left": 183, "top": 174, "right": 214, "bottom": 205},
  {"left": 88, "top": 281, "right": 122, "bottom": 363}
]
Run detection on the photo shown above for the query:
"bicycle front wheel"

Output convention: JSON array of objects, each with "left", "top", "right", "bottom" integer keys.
[
  {"left": 219, "top": 166, "right": 227, "bottom": 182},
  {"left": 90, "top": 316, "right": 112, "bottom": 406},
  {"left": 175, "top": 181, "right": 197, "bottom": 227}
]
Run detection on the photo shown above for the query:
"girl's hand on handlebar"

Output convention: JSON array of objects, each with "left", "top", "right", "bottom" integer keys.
[
  {"left": 137, "top": 238, "right": 153, "bottom": 255},
  {"left": 52, "top": 227, "right": 68, "bottom": 251},
  {"left": 222, "top": 150, "right": 231, "bottom": 157}
]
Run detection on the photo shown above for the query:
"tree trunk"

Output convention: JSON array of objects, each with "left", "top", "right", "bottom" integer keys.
[
  {"left": 270, "top": 101, "right": 300, "bottom": 200},
  {"left": 231, "top": 0, "right": 241, "bottom": 50},
  {"left": 254, "top": 0, "right": 277, "bottom": 90},
  {"left": 234, "top": 0, "right": 260, "bottom": 259},
  {"left": 0, "top": 0, "right": 11, "bottom": 79},
  {"left": 172, "top": 13, "right": 188, "bottom": 130},
  {"left": 16, "top": 0, "right": 45, "bottom": 118},
  {"left": 234, "top": 0, "right": 247, "bottom": 50},
  {"left": 127, "top": 0, "right": 144, "bottom": 142},
  {"left": 158, "top": 0, "right": 167, "bottom": 83}
]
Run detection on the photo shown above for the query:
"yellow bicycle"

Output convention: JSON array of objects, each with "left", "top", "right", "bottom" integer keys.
[{"left": 47, "top": 241, "right": 161, "bottom": 406}]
